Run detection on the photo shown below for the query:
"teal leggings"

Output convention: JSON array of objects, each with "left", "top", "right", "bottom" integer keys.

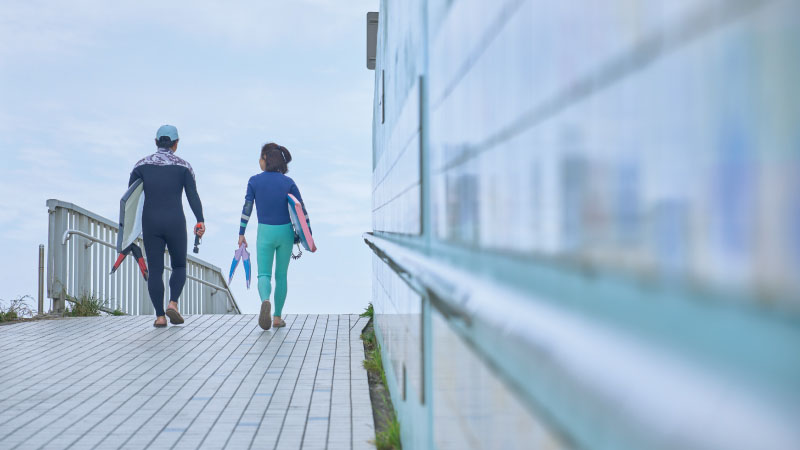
[{"left": 256, "top": 223, "right": 295, "bottom": 317}]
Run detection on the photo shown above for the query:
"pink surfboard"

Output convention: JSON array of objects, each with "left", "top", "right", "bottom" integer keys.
[{"left": 287, "top": 194, "right": 316, "bottom": 252}]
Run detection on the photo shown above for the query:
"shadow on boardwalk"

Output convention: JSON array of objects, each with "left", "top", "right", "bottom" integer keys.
[{"left": 0, "top": 314, "right": 374, "bottom": 449}]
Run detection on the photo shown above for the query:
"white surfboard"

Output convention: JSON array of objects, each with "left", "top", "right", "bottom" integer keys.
[{"left": 117, "top": 178, "right": 145, "bottom": 252}]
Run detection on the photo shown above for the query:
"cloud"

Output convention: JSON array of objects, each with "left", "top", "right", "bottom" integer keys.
[
  {"left": 0, "top": 1, "right": 100, "bottom": 58},
  {"left": 0, "top": 0, "right": 377, "bottom": 313},
  {"left": 0, "top": 0, "right": 377, "bottom": 59}
]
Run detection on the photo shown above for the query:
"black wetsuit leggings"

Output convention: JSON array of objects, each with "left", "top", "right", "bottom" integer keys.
[{"left": 143, "top": 217, "right": 187, "bottom": 317}]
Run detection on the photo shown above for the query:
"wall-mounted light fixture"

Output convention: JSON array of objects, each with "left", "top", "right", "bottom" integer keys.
[{"left": 366, "top": 12, "right": 378, "bottom": 70}]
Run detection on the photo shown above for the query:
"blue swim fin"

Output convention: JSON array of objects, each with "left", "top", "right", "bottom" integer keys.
[
  {"left": 243, "top": 258, "right": 251, "bottom": 289},
  {"left": 228, "top": 243, "right": 250, "bottom": 288},
  {"left": 228, "top": 256, "right": 239, "bottom": 285}
]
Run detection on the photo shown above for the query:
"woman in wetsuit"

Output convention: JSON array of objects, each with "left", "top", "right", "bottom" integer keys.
[
  {"left": 129, "top": 125, "right": 206, "bottom": 327},
  {"left": 237, "top": 143, "right": 308, "bottom": 330}
]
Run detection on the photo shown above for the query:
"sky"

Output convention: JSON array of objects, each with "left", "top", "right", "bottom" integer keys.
[{"left": 0, "top": 0, "right": 378, "bottom": 315}]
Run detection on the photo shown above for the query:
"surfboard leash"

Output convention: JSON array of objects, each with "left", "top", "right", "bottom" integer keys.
[{"left": 291, "top": 244, "right": 303, "bottom": 260}]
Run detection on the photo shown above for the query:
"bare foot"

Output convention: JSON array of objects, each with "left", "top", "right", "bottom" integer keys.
[
  {"left": 167, "top": 300, "right": 179, "bottom": 313},
  {"left": 154, "top": 316, "right": 167, "bottom": 326},
  {"left": 273, "top": 316, "right": 286, "bottom": 328}
]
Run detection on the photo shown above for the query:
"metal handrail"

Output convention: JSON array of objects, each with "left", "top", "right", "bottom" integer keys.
[
  {"left": 363, "top": 235, "right": 472, "bottom": 325},
  {"left": 363, "top": 232, "right": 800, "bottom": 450},
  {"left": 62, "top": 229, "right": 102, "bottom": 248},
  {"left": 61, "top": 230, "right": 232, "bottom": 295}
]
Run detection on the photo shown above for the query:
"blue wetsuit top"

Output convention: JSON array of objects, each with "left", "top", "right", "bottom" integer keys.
[{"left": 239, "top": 171, "right": 305, "bottom": 235}]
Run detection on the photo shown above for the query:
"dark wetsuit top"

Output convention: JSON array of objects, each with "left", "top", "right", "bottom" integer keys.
[{"left": 129, "top": 147, "right": 203, "bottom": 316}]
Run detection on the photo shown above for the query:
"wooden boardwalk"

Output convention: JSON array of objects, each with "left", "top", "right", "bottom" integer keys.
[{"left": 0, "top": 314, "right": 374, "bottom": 450}]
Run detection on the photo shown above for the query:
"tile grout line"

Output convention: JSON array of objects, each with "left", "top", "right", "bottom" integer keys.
[
  {"left": 271, "top": 314, "right": 321, "bottom": 449},
  {"left": 299, "top": 314, "right": 331, "bottom": 449},
  {"left": 33, "top": 315, "right": 221, "bottom": 450},
  {"left": 0, "top": 314, "right": 377, "bottom": 450},
  {"left": 0, "top": 316, "right": 101, "bottom": 363},
  {"left": 0, "top": 316, "right": 140, "bottom": 386},
  {"left": 57, "top": 314, "right": 224, "bottom": 449},
  {"left": 216, "top": 314, "right": 302, "bottom": 449},
  {"left": 129, "top": 314, "right": 258, "bottom": 449},
  {"left": 89, "top": 314, "right": 244, "bottom": 450},
  {"left": 245, "top": 314, "right": 309, "bottom": 450},
  {"left": 0, "top": 317, "right": 160, "bottom": 440},
  {"left": 325, "top": 315, "right": 340, "bottom": 449},
  {"left": 0, "top": 316, "right": 144, "bottom": 390},
  {"left": 194, "top": 314, "right": 300, "bottom": 449},
  {"left": 350, "top": 314, "right": 354, "bottom": 449}
]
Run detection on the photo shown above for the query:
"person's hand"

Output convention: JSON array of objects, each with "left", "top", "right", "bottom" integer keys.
[
  {"left": 238, "top": 234, "right": 247, "bottom": 248},
  {"left": 195, "top": 222, "right": 206, "bottom": 237}
]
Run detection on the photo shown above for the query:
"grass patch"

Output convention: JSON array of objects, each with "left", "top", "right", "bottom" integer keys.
[
  {"left": 360, "top": 302, "right": 374, "bottom": 318},
  {"left": 362, "top": 325, "right": 387, "bottom": 387},
  {"left": 2, "top": 293, "right": 121, "bottom": 324},
  {"left": 64, "top": 294, "right": 107, "bottom": 317},
  {"left": 363, "top": 346, "right": 385, "bottom": 378},
  {"left": 375, "top": 417, "right": 402, "bottom": 450},
  {"left": 0, "top": 295, "right": 35, "bottom": 322},
  {"left": 361, "top": 306, "right": 402, "bottom": 450}
]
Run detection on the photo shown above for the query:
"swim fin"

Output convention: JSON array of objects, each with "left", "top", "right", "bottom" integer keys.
[
  {"left": 228, "top": 243, "right": 250, "bottom": 289},
  {"left": 110, "top": 243, "right": 148, "bottom": 281}
]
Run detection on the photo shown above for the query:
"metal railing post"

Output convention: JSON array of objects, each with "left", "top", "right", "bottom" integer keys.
[
  {"left": 203, "top": 266, "right": 213, "bottom": 313},
  {"left": 38, "top": 244, "right": 45, "bottom": 315},
  {"left": 50, "top": 204, "right": 67, "bottom": 313},
  {"left": 77, "top": 214, "right": 90, "bottom": 298},
  {"left": 140, "top": 263, "right": 151, "bottom": 315},
  {"left": 47, "top": 204, "right": 56, "bottom": 299}
]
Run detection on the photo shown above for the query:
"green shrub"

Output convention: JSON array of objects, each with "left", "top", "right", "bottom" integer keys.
[{"left": 112, "top": 309, "right": 125, "bottom": 316}]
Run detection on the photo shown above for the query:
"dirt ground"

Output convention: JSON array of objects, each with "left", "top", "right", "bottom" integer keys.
[{"left": 0, "top": 314, "right": 66, "bottom": 326}]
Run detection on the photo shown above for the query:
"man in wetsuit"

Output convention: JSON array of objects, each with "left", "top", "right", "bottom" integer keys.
[{"left": 129, "top": 125, "right": 206, "bottom": 327}]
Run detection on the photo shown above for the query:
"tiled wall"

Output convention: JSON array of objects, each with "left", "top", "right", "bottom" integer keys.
[
  {"left": 431, "top": 311, "right": 569, "bottom": 450},
  {"left": 372, "top": 79, "right": 422, "bottom": 234},
  {"left": 371, "top": 253, "right": 423, "bottom": 402},
  {"left": 371, "top": 1, "right": 425, "bottom": 235},
  {"left": 428, "top": 0, "right": 800, "bottom": 305},
  {"left": 370, "top": 0, "right": 800, "bottom": 448}
]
